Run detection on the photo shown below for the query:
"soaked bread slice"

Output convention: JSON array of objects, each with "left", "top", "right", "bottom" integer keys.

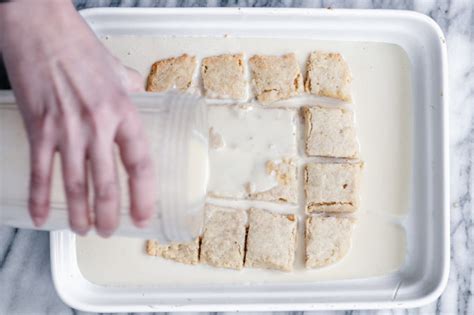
[
  {"left": 146, "top": 54, "right": 196, "bottom": 92},
  {"left": 305, "top": 215, "right": 356, "bottom": 268},
  {"left": 305, "top": 51, "right": 352, "bottom": 102},
  {"left": 304, "top": 162, "right": 363, "bottom": 213},
  {"left": 249, "top": 53, "right": 303, "bottom": 104},
  {"left": 201, "top": 53, "right": 247, "bottom": 100},
  {"left": 248, "top": 158, "right": 298, "bottom": 204},
  {"left": 302, "top": 105, "right": 359, "bottom": 158},
  {"left": 200, "top": 205, "right": 247, "bottom": 270},
  {"left": 145, "top": 238, "right": 199, "bottom": 265},
  {"left": 245, "top": 208, "right": 297, "bottom": 271}
]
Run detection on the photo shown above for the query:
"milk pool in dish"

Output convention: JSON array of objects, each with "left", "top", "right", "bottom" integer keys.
[{"left": 74, "top": 36, "right": 412, "bottom": 285}]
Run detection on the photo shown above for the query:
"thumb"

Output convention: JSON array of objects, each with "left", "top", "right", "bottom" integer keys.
[
  {"left": 112, "top": 55, "right": 145, "bottom": 93},
  {"left": 123, "top": 66, "right": 145, "bottom": 93}
]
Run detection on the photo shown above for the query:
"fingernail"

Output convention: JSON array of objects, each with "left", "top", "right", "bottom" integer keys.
[
  {"left": 97, "top": 229, "right": 114, "bottom": 238},
  {"left": 32, "top": 216, "right": 46, "bottom": 227},
  {"left": 135, "top": 218, "right": 150, "bottom": 228},
  {"left": 73, "top": 227, "right": 90, "bottom": 236}
]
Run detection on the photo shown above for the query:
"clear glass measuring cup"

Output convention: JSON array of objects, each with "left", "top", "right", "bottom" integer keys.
[{"left": 0, "top": 92, "right": 208, "bottom": 243}]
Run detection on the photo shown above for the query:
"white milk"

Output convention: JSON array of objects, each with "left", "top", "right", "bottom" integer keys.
[
  {"left": 207, "top": 105, "right": 297, "bottom": 199},
  {"left": 75, "top": 36, "right": 412, "bottom": 285}
]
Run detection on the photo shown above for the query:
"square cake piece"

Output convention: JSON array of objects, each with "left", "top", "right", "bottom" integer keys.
[
  {"left": 305, "top": 215, "right": 356, "bottom": 268},
  {"left": 145, "top": 239, "right": 199, "bottom": 265},
  {"left": 200, "top": 205, "right": 247, "bottom": 270},
  {"left": 245, "top": 208, "right": 297, "bottom": 271},
  {"left": 249, "top": 53, "right": 303, "bottom": 104},
  {"left": 304, "top": 162, "right": 363, "bottom": 213},
  {"left": 207, "top": 105, "right": 297, "bottom": 202},
  {"left": 201, "top": 53, "right": 246, "bottom": 99},
  {"left": 304, "top": 51, "right": 352, "bottom": 102},
  {"left": 302, "top": 105, "right": 359, "bottom": 158},
  {"left": 146, "top": 54, "right": 196, "bottom": 92}
]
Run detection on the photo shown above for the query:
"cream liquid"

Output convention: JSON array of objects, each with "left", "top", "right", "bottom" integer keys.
[
  {"left": 207, "top": 105, "right": 297, "bottom": 199},
  {"left": 75, "top": 36, "right": 410, "bottom": 284}
]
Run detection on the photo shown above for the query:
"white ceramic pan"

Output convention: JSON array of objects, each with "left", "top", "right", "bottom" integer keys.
[{"left": 45, "top": 8, "right": 448, "bottom": 312}]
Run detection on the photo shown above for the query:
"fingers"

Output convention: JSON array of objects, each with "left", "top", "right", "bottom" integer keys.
[
  {"left": 28, "top": 139, "right": 55, "bottom": 227},
  {"left": 60, "top": 143, "right": 90, "bottom": 235},
  {"left": 124, "top": 66, "right": 145, "bottom": 93},
  {"left": 111, "top": 55, "right": 144, "bottom": 93},
  {"left": 116, "top": 110, "right": 156, "bottom": 227},
  {"left": 89, "top": 137, "right": 120, "bottom": 237}
]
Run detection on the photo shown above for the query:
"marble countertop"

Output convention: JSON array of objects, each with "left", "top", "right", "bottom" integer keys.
[{"left": 1, "top": 1, "right": 472, "bottom": 314}]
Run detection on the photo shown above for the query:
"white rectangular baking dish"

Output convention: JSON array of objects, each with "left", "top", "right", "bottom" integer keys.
[{"left": 45, "top": 8, "right": 448, "bottom": 312}]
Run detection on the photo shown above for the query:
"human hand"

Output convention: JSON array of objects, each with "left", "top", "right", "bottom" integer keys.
[{"left": 0, "top": 0, "right": 156, "bottom": 237}]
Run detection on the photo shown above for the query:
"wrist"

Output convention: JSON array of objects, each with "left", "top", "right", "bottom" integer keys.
[{"left": 0, "top": 0, "right": 76, "bottom": 52}]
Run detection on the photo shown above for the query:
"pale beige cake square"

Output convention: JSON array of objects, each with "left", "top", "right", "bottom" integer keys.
[
  {"left": 146, "top": 54, "right": 196, "bottom": 92},
  {"left": 249, "top": 53, "right": 303, "bottom": 104},
  {"left": 201, "top": 53, "right": 246, "bottom": 99},
  {"left": 305, "top": 215, "right": 356, "bottom": 268},
  {"left": 200, "top": 205, "right": 247, "bottom": 270},
  {"left": 145, "top": 238, "right": 199, "bottom": 265},
  {"left": 245, "top": 208, "right": 297, "bottom": 271},
  {"left": 304, "top": 162, "right": 363, "bottom": 213},
  {"left": 248, "top": 159, "right": 298, "bottom": 204},
  {"left": 302, "top": 105, "right": 359, "bottom": 158},
  {"left": 304, "top": 51, "right": 352, "bottom": 102}
]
